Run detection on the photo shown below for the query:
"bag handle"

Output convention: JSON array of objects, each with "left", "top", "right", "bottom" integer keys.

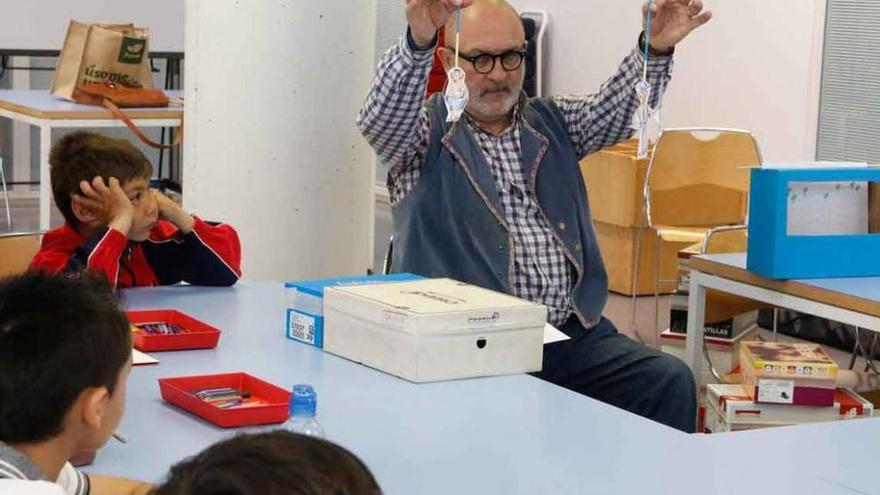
[{"left": 102, "top": 99, "right": 183, "bottom": 149}]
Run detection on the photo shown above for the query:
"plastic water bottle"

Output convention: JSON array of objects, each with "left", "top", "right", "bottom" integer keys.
[{"left": 285, "top": 384, "right": 324, "bottom": 438}]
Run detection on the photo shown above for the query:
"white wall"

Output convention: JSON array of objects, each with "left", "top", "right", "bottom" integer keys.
[
  {"left": 375, "top": 0, "right": 407, "bottom": 64},
  {"left": 509, "top": 0, "right": 826, "bottom": 162},
  {"left": 184, "top": 0, "right": 376, "bottom": 280},
  {"left": 0, "top": 0, "right": 184, "bottom": 52}
]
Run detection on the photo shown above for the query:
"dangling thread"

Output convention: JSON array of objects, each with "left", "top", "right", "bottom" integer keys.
[
  {"left": 444, "top": 0, "right": 469, "bottom": 123},
  {"left": 633, "top": 0, "right": 660, "bottom": 159}
]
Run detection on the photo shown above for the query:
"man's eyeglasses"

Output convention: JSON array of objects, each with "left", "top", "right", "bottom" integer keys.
[{"left": 458, "top": 49, "right": 527, "bottom": 74}]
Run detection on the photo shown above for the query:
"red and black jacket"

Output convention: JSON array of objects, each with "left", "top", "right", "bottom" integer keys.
[{"left": 30, "top": 217, "right": 241, "bottom": 288}]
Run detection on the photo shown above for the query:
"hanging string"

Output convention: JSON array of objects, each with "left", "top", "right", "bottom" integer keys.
[
  {"left": 632, "top": 0, "right": 657, "bottom": 158},
  {"left": 642, "top": 0, "right": 653, "bottom": 81},
  {"left": 454, "top": 1, "right": 462, "bottom": 68}
]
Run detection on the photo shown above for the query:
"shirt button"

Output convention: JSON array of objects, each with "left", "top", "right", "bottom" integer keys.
[
  {"left": 498, "top": 244, "right": 504, "bottom": 251},
  {"left": 558, "top": 222, "right": 566, "bottom": 231},
  {"left": 575, "top": 243, "right": 582, "bottom": 252}
]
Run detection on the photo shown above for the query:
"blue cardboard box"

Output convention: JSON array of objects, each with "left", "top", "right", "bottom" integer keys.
[
  {"left": 284, "top": 273, "right": 424, "bottom": 347},
  {"left": 747, "top": 166, "right": 880, "bottom": 279}
]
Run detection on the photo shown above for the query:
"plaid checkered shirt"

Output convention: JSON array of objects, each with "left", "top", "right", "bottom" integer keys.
[{"left": 357, "top": 32, "right": 673, "bottom": 326}]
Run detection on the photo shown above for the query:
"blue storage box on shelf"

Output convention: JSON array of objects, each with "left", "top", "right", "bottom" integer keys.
[
  {"left": 747, "top": 165, "right": 880, "bottom": 279},
  {"left": 284, "top": 273, "right": 424, "bottom": 347}
]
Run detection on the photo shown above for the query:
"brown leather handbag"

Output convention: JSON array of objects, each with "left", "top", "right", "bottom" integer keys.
[{"left": 72, "top": 82, "right": 182, "bottom": 149}]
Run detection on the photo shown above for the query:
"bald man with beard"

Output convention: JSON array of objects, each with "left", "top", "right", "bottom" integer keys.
[{"left": 357, "top": 0, "right": 711, "bottom": 432}]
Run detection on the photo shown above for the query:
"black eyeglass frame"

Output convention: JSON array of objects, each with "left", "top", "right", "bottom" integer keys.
[{"left": 457, "top": 47, "right": 528, "bottom": 74}]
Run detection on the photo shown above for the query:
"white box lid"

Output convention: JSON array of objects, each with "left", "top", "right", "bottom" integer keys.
[{"left": 324, "top": 278, "right": 547, "bottom": 335}]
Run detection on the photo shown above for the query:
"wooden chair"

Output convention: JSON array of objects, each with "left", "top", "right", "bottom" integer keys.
[
  {"left": 633, "top": 128, "right": 762, "bottom": 345},
  {"left": 0, "top": 231, "right": 43, "bottom": 278},
  {"left": 0, "top": 157, "right": 11, "bottom": 229},
  {"left": 693, "top": 225, "right": 778, "bottom": 383}
]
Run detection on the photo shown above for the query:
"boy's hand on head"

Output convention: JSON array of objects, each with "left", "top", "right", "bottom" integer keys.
[
  {"left": 73, "top": 177, "right": 134, "bottom": 234},
  {"left": 153, "top": 190, "right": 195, "bottom": 234}
]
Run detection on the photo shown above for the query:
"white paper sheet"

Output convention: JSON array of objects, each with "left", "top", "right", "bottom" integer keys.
[
  {"left": 763, "top": 162, "right": 872, "bottom": 236},
  {"left": 543, "top": 323, "right": 571, "bottom": 344},
  {"left": 133, "top": 348, "right": 159, "bottom": 365}
]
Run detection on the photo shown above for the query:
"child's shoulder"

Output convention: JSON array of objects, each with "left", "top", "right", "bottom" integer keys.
[
  {"left": 0, "top": 480, "right": 67, "bottom": 494},
  {"left": 29, "top": 224, "right": 82, "bottom": 270}
]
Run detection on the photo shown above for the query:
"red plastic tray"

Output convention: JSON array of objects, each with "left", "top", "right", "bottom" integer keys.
[
  {"left": 158, "top": 372, "right": 291, "bottom": 428},
  {"left": 127, "top": 309, "right": 221, "bottom": 352}
]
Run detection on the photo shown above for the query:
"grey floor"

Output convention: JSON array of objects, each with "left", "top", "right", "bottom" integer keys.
[{"left": 2, "top": 191, "right": 62, "bottom": 233}]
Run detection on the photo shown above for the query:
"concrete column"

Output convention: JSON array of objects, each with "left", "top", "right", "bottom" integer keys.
[{"left": 184, "top": 0, "right": 377, "bottom": 280}]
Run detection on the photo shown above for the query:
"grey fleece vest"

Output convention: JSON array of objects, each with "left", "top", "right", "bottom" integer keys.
[{"left": 391, "top": 94, "right": 608, "bottom": 325}]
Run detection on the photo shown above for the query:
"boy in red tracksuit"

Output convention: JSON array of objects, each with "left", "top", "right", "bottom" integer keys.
[{"left": 30, "top": 131, "right": 241, "bottom": 288}]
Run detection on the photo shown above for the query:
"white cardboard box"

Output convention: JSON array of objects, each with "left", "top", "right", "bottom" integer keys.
[
  {"left": 707, "top": 384, "right": 839, "bottom": 425},
  {"left": 323, "top": 278, "right": 547, "bottom": 382},
  {"left": 704, "top": 401, "right": 780, "bottom": 433},
  {"left": 705, "top": 384, "right": 873, "bottom": 432}
]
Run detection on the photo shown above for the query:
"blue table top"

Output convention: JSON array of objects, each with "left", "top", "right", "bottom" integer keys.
[
  {"left": 698, "top": 253, "right": 880, "bottom": 303},
  {"left": 697, "top": 416, "right": 880, "bottom": 494},
  {"left": 87, "top": 282, "right": 873, "bottom": 494}
]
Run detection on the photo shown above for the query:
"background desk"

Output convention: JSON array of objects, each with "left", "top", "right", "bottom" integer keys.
[
  {"left": 0, "top": 90, "right": 183, "bottom": 230},
  {"left": 685, "top": 253, "right": 880, "bottom": 390},
  {"left": 90, "top": 282, "right": 866, "bottom": 494}
]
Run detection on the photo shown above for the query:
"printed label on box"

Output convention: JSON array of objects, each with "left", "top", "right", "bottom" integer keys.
[
  {"left": 288, "top": 311, "right": 317, "bottom": 345},
  {"left": 757, "top": 379, "right": 794, "bottom": 404}
]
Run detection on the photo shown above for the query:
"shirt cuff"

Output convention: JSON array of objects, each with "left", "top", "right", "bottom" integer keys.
[
  {"left": 634, "top": 47, "right": 674, "bottom": 75},
  {"left": 638, "top": 31, "right": 675, "bottom": 57},
  {"left": 400, "top": 27, "right": 439, "bottom": 66},
  {"left": 637, "top": 33, "right": 674, "bottom": 74}
]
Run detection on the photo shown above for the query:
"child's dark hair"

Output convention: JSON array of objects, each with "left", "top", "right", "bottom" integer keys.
[
  {"left": 50, "top": 130, "right": 152, "bottom": 226},
  {"left": 151, "top": 431, "right": 383, "bottom": 495},
  {"left": 0, "top": 272, "right": 131, "bottom": 443}
]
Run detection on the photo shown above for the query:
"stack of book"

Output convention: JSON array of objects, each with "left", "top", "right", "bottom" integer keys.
[
  {"left": 705, "top": 383, "right": 873, "bottom": 433},
  {"left": 741, "top": 341, "right": 837, "bottom": 406},
  {"left": 703, "top": 342, "right": 874, "bottom": 433}
]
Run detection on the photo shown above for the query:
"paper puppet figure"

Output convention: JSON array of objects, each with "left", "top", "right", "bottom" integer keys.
[
  {"left": 632, "top": 79, "right": 660, "bottom": 159},
  {"left": 444, "top": 67, "right": 469, "bottom": 123}
]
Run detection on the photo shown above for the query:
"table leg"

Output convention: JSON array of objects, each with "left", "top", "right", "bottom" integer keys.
[
  {"left": 685, "top": 270, "right": 707, "bottom": 389},
  {"left": 39, "top": 125, "right": 51, "bottom": 230}
]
